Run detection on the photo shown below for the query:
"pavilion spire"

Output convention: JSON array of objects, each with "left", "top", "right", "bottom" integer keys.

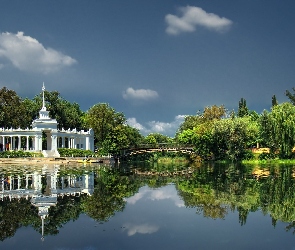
[{"left": 42, "top": 82, "right": 46, "bottom": 111}]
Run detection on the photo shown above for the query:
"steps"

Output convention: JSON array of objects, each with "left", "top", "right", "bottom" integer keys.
[{"left": 42, "top": 150, "right": 60, "bottom": 158}]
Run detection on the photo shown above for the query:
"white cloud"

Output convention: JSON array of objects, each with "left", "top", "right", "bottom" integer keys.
[
  {"left": 127, "top": 115, "right": 185, "bottom": 137},
  {"left": 165, "top": 6, "right": 233, "bottom": 35},
  {"left": 0, "top": 31, "right": 77, "bottom": 73},
  {"left": 125, "top": 185, "right": 185, "bottom": 208},
  {"left": 123, "top": 87, "right": 158, "bottom": 101},
  {"left": 122, "top": 223, "right": 159, "bottom": 236}
]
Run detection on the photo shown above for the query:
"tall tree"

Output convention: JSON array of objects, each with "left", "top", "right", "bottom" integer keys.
[
  {"left": 33, "top": 90, "right": 84, "bottom": 130},
  {"left": 268, "top": 102, "right": 295, "bottom": 158},
  {"left": 86, "top": 103, "right": 125, "bottom": 146},
  {"left": 272, "top": 95, "right": 278, "bottom": 107},
  {"left": 238, "top": 98, "right": 249, "bottom": 117},
  {"left": 0, "top": 87, "right": 29, "bottom": 128},
  {"left": 285, "top": 87, "right": 295, "bottom": 105}
]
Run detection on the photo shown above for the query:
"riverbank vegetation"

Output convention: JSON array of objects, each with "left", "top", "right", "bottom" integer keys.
[{"left": 1, "top": 86, "right": 295, "bottom": 162}]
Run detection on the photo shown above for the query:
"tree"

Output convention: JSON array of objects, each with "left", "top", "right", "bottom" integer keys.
[
  {"left": 268, "top": 102, "right": 295, "bottom": 158},
  {"left": 0, "top": 87, "right": 29, "bottom": 129},
  {"left": 144, "top": 133, "right": 173, "bottom": 145},
  {"left": 176, "top": 105, "right": 226, "bottom": 138},
  {"left": 86, "top": 103, "right": 126, "bottom": 147},
  {"left": 285, "top": 87, "right": 295, "bottom": 105},
  {"left": 202, "top": 105, "right": 227, "bottom": 121},
  {"left": 272, "top": 95, "right": 278, "bottom": 107},
  {"left": 212, "top": 117, "right": 259, "bottom": 161},
  {"left": 33, "top": 90, "right": 85, "bottom": 130},
  {"left": 238, "top": 98, "right": 249, "bottom": 117},
  {"left": 259, "top": 110, "right": 276, "bottom": 151}
]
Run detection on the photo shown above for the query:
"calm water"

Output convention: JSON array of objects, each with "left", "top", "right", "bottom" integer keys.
[{"left": 0, "top": 162, "right": 295, "bottom": 250}]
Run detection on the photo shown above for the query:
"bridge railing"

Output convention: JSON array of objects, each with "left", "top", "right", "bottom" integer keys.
[{"left": 126, "top": 143, "right": 194, "bottom": 150}]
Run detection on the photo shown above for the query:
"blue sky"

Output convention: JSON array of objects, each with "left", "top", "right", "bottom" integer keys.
[{"left": 0, "top": 0, "right": 294, "bottom": 136}]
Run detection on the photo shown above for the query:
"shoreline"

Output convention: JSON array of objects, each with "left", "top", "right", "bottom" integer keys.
[{"left": 0, "top": 157, "right": 113, "bottom": 165}]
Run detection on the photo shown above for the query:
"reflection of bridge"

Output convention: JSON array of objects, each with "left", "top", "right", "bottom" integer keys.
[{"left": 120, "top": 143, "right": 195, "bottom": 157}]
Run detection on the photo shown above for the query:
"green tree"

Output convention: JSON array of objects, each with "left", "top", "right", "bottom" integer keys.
[
  {"left": 86, "top": 103, "right": 125, "bottom": 147},
  {"left": 272, "top": 95, "right": 278, "bottom": 107},
  {"left": 0, "top": 87, "right": 29, "bottom": 129},
  {"left": 144, "top": 134, "right": 157, "bottom": 146},
  {"left": 285, "top": 87, "right": 295, "bottom": 105},
  {"left": 259, "top": 110, "right": 276, "bottom": 151},
  {"left": 212, "top": 117, "right": 259, "bottom": 161},
  {"left": 144, "top": 133, "right": 173, "bottom": 145},
  {"left": 238, "top": 98, "right": 249, "bottom": 117},
  {"left": 31, "top": 90, "right": 85, "bottom": 130},
  {"left": 268, "top": 102, "right": 295, "bottom": 158}
]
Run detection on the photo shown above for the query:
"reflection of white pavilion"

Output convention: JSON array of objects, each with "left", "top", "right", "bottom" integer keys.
[
  {"left": 0, "top": 164, "right": 95, "bottom": 240},
  {"left": 0, "top": 84, "right": 94, "bottom": 157}
]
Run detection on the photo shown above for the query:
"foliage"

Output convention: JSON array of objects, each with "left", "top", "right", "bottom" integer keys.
[
  {"left": 0, "top": 150, "right": 41, "bottom": 158},
  {"left": 238, "top": 98, "right": 249, "bottom": 117},
  {"left": 82, "top": 168, "right": 139, "bottom": 222},
  {"left": 57, "top": 148, "right": 95, "bottom": 157},
  {"left": 86, "top": 103, "right": 125, "bottom": 145},
  {"left": 144, "top": 133, "right": 173, "bottom": 146},
  {"left": 285, "top": 87, "right": 295, "bottom": 105},
  {"left": 258, "top": 152, "right": 277, "bottom": 160},
  {"left": 268, "top": 102, "right": 295, "bottom": 158},
  {"left": 34, "top": 90, "right": 85, "bottom": 130},
  {"left": 176, "top": 105, "right": 226, "bottom": 136},
  {"left": 0, "top": 87, "right": 30, "bottom": 129},
  {"left": 272, "top": 95, "right": 278, "bottom": 107}
]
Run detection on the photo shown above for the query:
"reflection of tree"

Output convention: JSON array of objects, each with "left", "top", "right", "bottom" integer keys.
[
  {"left": 176, "top": 163, "right": 260, "bottom": 223},
  {"left": 40, "top": 195, "right": 86, "bottom": 236},
  {"left": 82, "top": 168, "right": 140, "bottom": 222},
  {"left": 175, "top": 162, "right": 295, "bottom": 230},
  {"left": 0, "top": 198, "right": 39, "bottom": 241}
]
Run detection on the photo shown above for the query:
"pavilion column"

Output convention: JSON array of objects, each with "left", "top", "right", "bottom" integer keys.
[
  {"left": 32, "top": 137, "right": 35, "bottom": 150},
  {"left": 35, "top": 134, "right": 42, "bottom": 151},
  {"left": 10, "top": 136, "right": 13, "bottom": 150},
  {"left": 73, "top": 137, "right": 76, "bottom": 149},
  {"left": 85, "top": 136, "right": 89, "bottom": 150},
  {"left": 18, "top": 136, "right": 21, "bottom": 150},
  {"left": 2, "top": 136, "right": 4, "bottom": 151},
  {"left": 62, "top": 136, "right": 65, "bottom": 148},
  {"left": 26, "top": 136, "right": 29, "bottom": 150},
  {"left": 51, "top": 134, "right": 57, "bottom": 151}
]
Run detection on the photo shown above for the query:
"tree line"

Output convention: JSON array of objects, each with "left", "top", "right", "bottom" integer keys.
[
  {"left": 1, "top": 86, "right": 295, "bottom": 160},
  {"left": 176, "top": 88, "right": 295, "bottom": 161}
]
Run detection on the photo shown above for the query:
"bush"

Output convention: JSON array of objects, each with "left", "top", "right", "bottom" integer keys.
[
  {"left": 258, "top": 152, "right": 276, "bottom": 160},
  {"left": 0, "top": 150, "right": 41, "bottom": 158},
  {"left": 241, "top": 150, "right": 255, "bottom": 160}
]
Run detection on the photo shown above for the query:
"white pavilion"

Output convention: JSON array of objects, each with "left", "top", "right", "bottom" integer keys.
[{"left": 0, "top": 84, "right": 94, "bottom": 157}]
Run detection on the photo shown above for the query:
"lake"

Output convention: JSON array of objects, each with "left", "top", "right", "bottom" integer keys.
[{"left": 0, "top": 162, "right": 295, "bottom": 250}]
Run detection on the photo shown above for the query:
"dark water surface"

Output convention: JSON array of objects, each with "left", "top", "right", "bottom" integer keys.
[{"left": 0, "top": 162, "right": 295, "bottom": 250}]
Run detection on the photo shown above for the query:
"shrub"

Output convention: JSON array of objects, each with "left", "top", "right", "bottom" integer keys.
[
  {"left": 241, "top": 150, "right": 255, "bottom": 160},
  {"left": 258, "top": 152, "right": 276, "bottom": 160}
]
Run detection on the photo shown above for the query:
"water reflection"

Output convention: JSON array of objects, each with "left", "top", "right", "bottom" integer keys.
[
  {"left": 0, "top": 162, "right": 295, "bottom": 249},
  {"left": 0, "top": 164, "right": 94, "bottom": 241}
]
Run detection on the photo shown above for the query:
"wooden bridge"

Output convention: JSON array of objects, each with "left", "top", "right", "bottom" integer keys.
[{"left": 120, "top": 143, "right": 195, "bottom": 157}]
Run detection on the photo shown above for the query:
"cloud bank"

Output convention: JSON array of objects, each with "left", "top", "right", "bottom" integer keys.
[
  {"left": 122, "top": 223, "right": 159, "bottom": 236},
  {"left": 125, "top": 186, "right": 185, "bottom": 208},
  {"left": 0, "top": 31, "right": 77, "bottom": 73},
  {"left": 127, "top": 115, "right": 185, "bottom": 137},
  {"left": 165, "top": 6, "right": 233, "bottom": 35},
  {"left": 123, "top": 87, "right": 158, "bottom": 101}
]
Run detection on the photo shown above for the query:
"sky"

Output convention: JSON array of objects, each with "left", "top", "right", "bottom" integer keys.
[{"left": 0, "top": 0, "right": 294, "bottom": 137}]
